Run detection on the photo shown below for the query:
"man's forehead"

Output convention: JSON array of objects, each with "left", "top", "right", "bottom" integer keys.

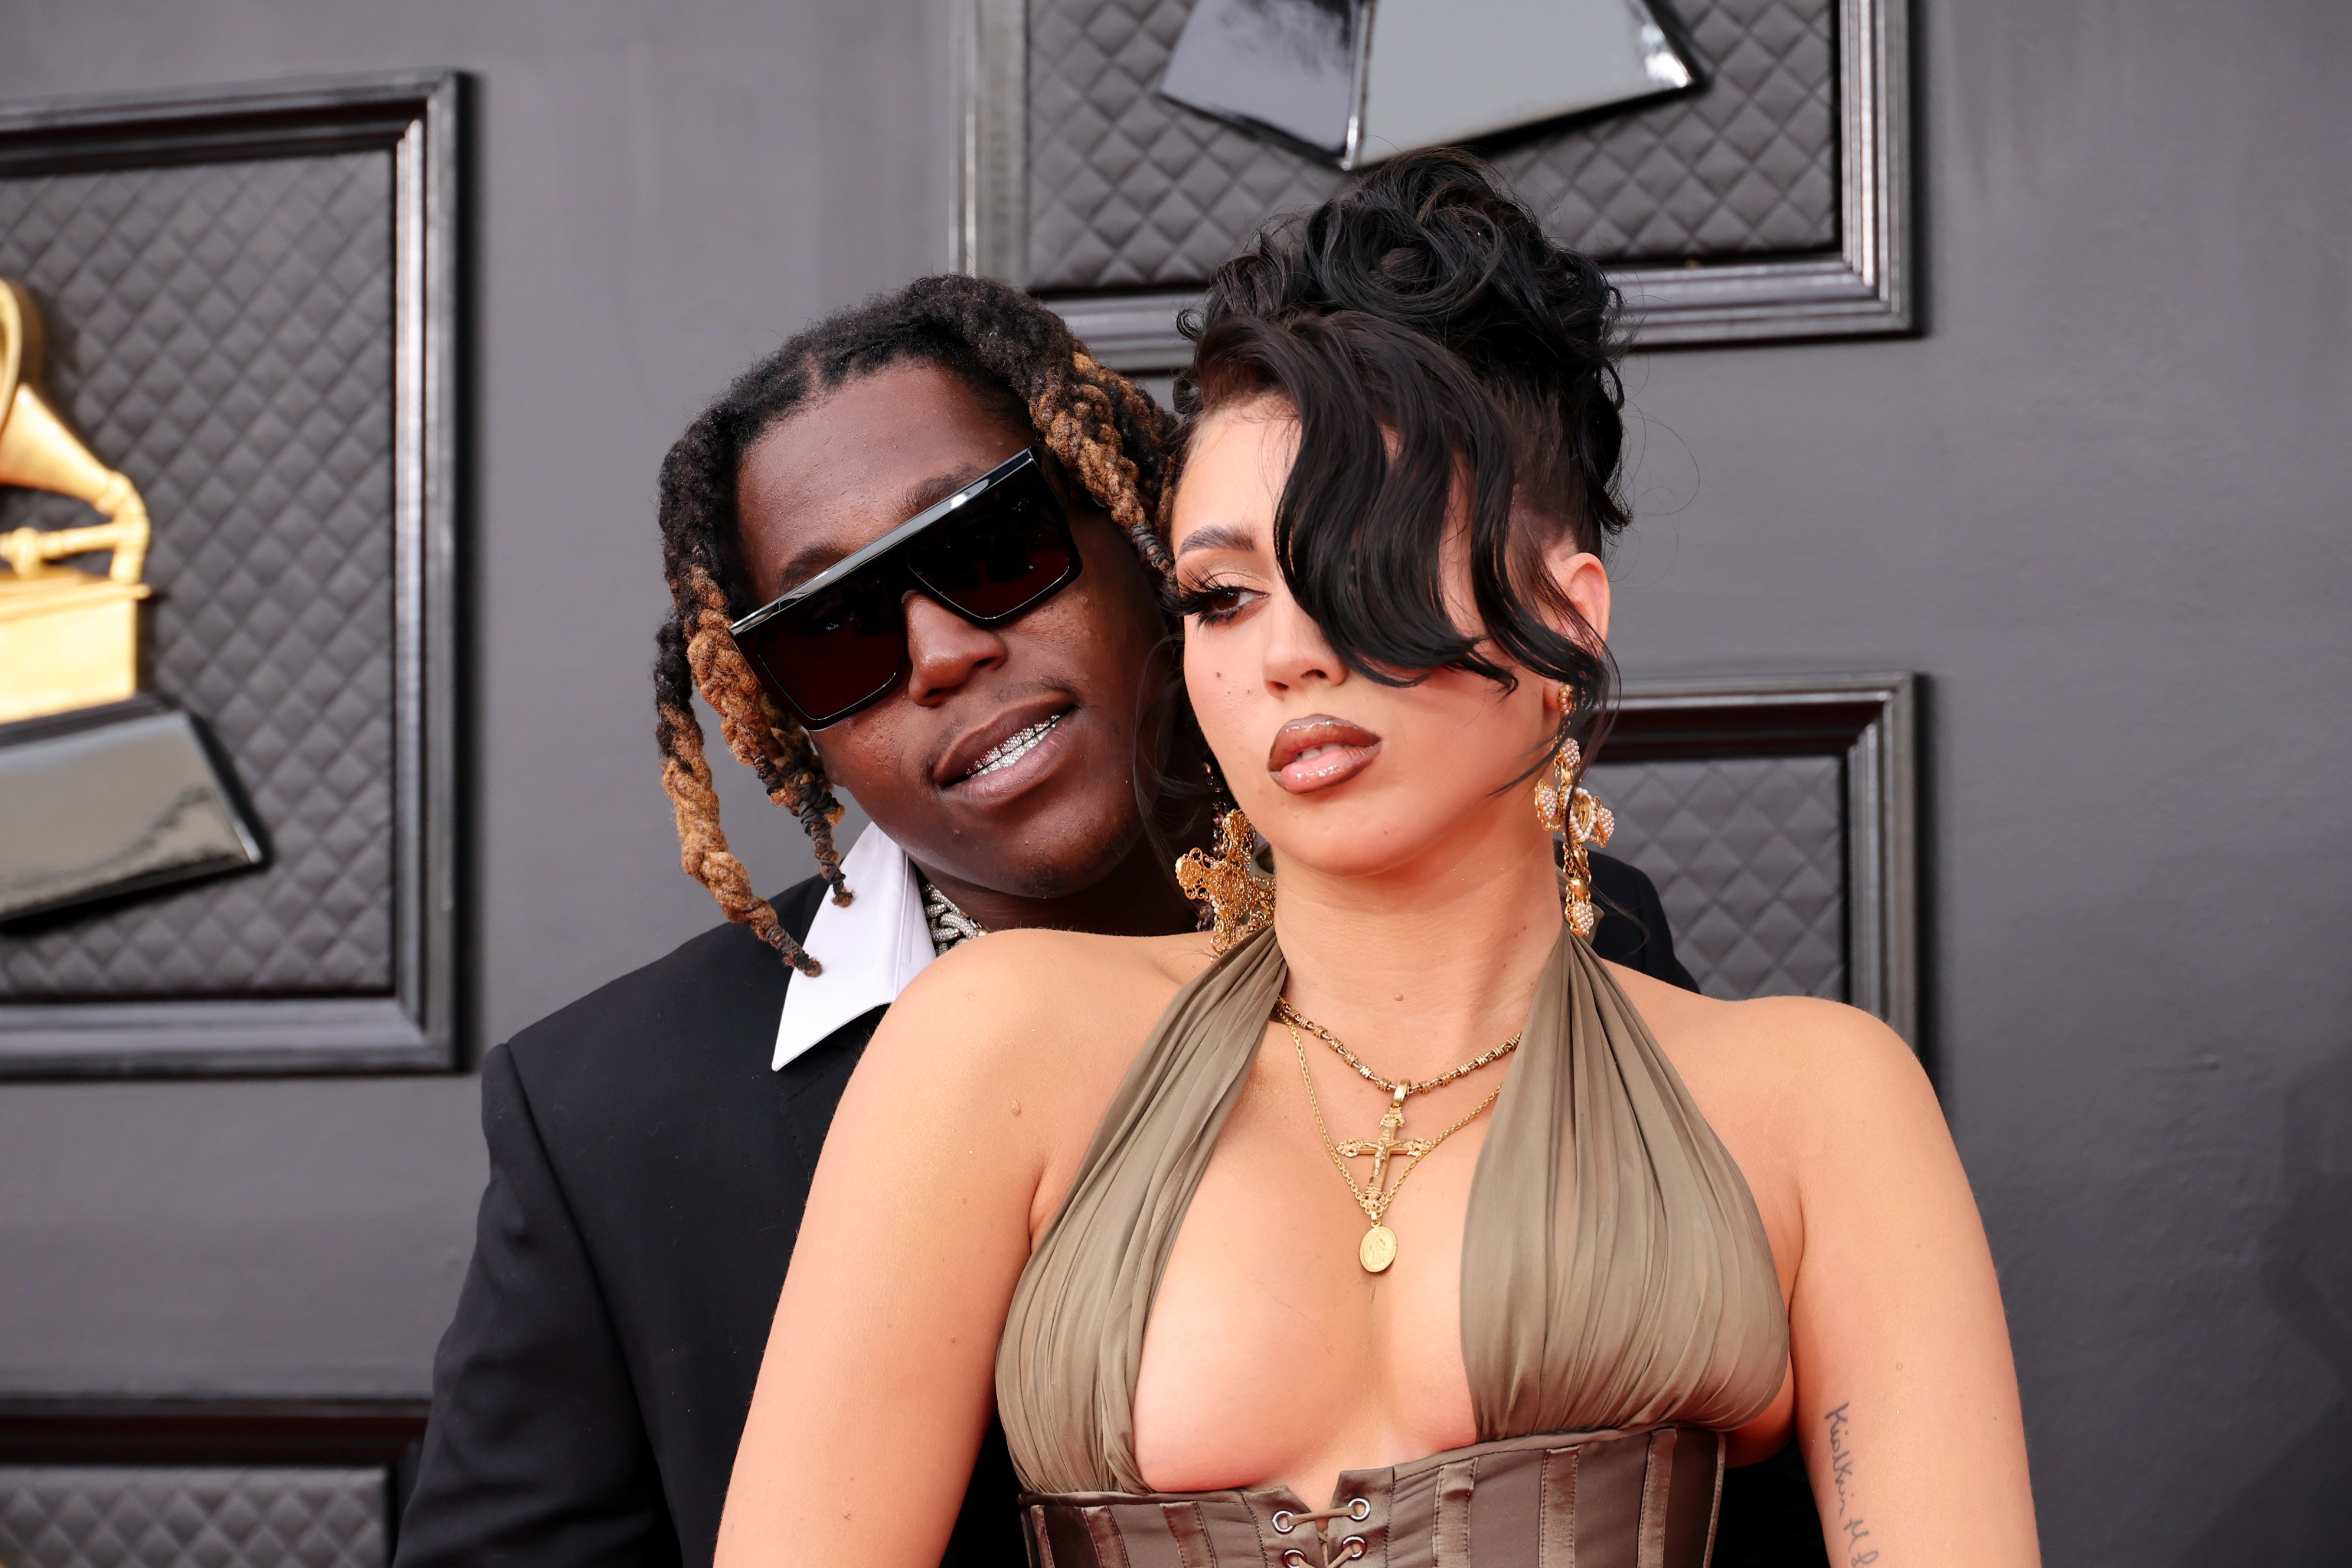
[
  {"left": 736, "top": 365, "right": 1029, "bottom": 584},
  {"left": 743, "top": 438, "right": 1004, "bottom": 543}
]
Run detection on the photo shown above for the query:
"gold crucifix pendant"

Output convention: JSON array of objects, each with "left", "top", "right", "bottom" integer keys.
[{"left": 1333, "top": 1087, "right": 1432, "bottom": 1273}]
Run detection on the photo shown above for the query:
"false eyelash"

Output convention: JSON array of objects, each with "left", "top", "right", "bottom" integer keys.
[{"left": 1165, "top": 580, "right": 1255, "bottom": 625}]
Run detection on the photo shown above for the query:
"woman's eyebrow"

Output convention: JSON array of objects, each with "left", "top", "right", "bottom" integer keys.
[{"left": 1174, "top": 522, "right": 1259, "bottom": 558}]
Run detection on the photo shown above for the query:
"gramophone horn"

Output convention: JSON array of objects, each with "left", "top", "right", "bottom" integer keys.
[
  {"left": 0, "top": 280, "right": 148, "bottom": 584},
  {"left": 0, "top": 276, "right": 28, "bottom": 414}
]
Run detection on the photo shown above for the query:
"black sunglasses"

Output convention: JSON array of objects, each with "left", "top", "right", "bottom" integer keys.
[{"left": 727, "top": 448, "right": 1083, "bottom": 729}]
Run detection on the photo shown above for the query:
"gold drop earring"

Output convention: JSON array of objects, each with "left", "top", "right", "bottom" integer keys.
[
  {"left": 1175, "top": 770, "right": 1276, "bottom": 956},
  {"left": 1533, "top": 685, "right": 1615, "bottom": 938}
]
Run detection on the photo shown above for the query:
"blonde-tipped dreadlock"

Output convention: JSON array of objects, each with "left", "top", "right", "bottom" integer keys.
[{"left": 652, "top": 275, "right": 1175, "bottom": 974}]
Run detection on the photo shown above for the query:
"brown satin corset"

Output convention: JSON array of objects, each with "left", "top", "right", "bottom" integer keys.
[
  {"left": 1022, "top": 1426, "right": 1726, "bottom": 1568},
  {"left": 995, "top": 926, "right": 1789, "bottom": 1566}
]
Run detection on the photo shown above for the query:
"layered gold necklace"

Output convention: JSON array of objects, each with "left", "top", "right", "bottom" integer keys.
[{"left": 1274, "top": 998, "right": 1520, "bottom": 1273}]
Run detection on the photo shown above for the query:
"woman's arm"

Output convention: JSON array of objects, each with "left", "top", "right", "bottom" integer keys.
[
  {"left": 1776, "top": 1004, "right": 2041, "bottom": 1567},
  {"left": 715, "top": 933, "right": 1087, "bottom": 1567}
]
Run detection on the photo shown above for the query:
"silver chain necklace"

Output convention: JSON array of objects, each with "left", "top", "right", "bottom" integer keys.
[{"left": 919, "top": 877, "right": 988, "bottom": 954}]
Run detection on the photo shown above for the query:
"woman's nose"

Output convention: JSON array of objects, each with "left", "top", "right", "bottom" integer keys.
[
  {"left": 1260, "top": 593, "right": 1345, "bottom": 694},
  {"left": 903, "top": 591, "right": 1007, "bottom": 705}
]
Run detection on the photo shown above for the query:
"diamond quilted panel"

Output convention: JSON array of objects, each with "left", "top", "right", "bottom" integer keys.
[
  {"left": 0, "top": 1467, "right": 386, "bottom": 1568},
  {"left": 0, "top": 153, "right": 397, "bottom": 999},
  {"left": 1585, "top": 753, "right": 1844, "bottom": 1001},
  {"left": 1027, "top": 0, "right": 1837, "bottom": 292}
]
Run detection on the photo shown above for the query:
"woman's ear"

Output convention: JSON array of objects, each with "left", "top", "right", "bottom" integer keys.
[{"left": 1543, "top": 534, "right": 1612, "bottom": 647}]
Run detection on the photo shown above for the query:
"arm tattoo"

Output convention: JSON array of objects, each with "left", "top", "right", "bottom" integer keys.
[{"left": 1824, "top": 1402, "right": 1880, "bottom": 1566}]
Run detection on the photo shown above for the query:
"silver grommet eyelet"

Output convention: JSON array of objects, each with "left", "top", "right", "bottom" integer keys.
[
  {"left": 1272, "top": 1508, "right": 1296, "bottom": 1534},
  {"left": 1348, "top": 1497, "right": 1372, "bottom": 1521},
  {"left": 1341, "top": 1537, "right": 1368, "bottom": 1560},
  {"left": 1282, "top": 1551, "right": 1311, "bottom": 1568}
]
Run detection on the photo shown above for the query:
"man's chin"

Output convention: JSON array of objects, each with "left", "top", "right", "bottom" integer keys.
[{"left": 913, "top": 808, "right": 1145, "bottom": 905}]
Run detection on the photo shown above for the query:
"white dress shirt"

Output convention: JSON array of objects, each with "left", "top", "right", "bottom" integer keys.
[{"left": 770, "top": 824, "right": 939, "bottom": 1070}]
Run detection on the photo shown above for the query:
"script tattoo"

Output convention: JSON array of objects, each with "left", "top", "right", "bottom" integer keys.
[{"left": 1824, "top": 1402, "right": 1880, "bottom": 1566}]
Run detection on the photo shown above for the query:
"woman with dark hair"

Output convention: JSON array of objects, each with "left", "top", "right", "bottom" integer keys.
[{"left": 716, "top": 153, "right": 2040, "bottom": 1568}]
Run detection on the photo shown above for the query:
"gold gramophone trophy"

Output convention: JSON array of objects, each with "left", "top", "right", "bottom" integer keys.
[
  {"left": 0, "top": 279, "right": 262, "bottom": 922},
  {"left": 0, "top": 279, "right": 152, "bottom": 722}
]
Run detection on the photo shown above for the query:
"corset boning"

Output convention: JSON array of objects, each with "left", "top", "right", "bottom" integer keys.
[{"left": 1019, "top": 1426, "right": 1726, "bottom": 1568}]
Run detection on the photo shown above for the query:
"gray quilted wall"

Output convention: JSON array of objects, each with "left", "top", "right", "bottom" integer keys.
[
  {"left": 1585, "top": 753, "right": 1845, "bottom": 1001},
  {"left": 0, "top": 1467, "right": 386, "bottom": 1568},
  {"left": 0, "top": 152, "right": 398, "bottom": 1001},
  {"left": 0, "top": 6, "right": 2344, "bottom": 1564},
  {"left": 1027, "top": 0, "right": 1837, "bottom": 291}
]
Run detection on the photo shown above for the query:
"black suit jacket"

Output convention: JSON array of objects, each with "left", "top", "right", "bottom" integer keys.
[{"left": 396, "top": 855, "right": 1824, "bottom": 1568}]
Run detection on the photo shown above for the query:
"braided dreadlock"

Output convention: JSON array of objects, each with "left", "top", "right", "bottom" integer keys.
[{"left": 652, "top": 275, "right": 1175, "bottom": 975}]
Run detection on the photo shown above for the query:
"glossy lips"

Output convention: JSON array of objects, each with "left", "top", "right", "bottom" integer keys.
[{"left": 1266, "top": 713, "right": 1382, "bottom": 794}]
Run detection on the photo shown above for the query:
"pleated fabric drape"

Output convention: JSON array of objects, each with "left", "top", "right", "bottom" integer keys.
[{"left": 995, "top": 925, "right": 1787, "bottom": 1499}]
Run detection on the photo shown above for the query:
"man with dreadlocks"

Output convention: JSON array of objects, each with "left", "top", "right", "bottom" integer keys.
[{"left": 395, "top": 276, "right": 1716, "bottom": 1568}]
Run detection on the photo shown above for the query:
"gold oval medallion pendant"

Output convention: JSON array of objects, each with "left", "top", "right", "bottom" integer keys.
[{"left": 1359, "top": 1224, "right": 1398, "bottom": 1273}]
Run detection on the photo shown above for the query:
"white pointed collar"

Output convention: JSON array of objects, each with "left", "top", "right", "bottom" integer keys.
[{"left": 771, "top": 823, "right": 936, "bottom": 1070}]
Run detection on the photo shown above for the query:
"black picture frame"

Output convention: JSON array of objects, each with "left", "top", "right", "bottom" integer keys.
[
  {"left": 0, "top": 1396, "right": 430, "bottom": 1564},
  {"left": 1598, "top": 672, "right": 1920, "bottom": 1046},
  {"left": 0, "top": 72, "right": 462, "bottom": 1076},
  {"left": 952, "top": 0, "right": 1914, "bottom": 368}
]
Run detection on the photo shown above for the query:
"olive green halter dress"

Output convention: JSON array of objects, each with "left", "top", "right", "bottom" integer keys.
[{"left": 995, "top": 926, "right": 1789, "bottom": 1568}]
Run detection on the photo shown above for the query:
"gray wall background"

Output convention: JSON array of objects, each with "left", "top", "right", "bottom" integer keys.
[{"left": 0, "top": 1, "right": 2345, "bottom": 1562}]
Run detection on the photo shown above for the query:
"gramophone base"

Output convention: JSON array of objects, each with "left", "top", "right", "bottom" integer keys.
[
  {"left": 0, "top": 574, "right": 147, "bottom": 724},
  {"left": 0, "top": 695, "right": 266, "bottom": 923}
]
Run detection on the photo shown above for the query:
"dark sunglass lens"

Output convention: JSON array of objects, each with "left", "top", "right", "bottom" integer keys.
[
  {"left": 909, "top": 479, "right": 1076, "bottom": 621},
  {"left": 746, "top": 573, "right": 906, "bottom": 724}
]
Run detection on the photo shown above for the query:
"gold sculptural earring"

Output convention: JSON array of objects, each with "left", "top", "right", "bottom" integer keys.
[
  {"left": 1534, "top": 685, "right": 1615, "bottom": 937},
  {"left": 1175, "top": 767, "right": 1276, "bottom": 955}
]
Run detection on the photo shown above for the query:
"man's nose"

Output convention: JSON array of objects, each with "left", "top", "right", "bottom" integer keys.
[{"left": 903, "top": 591, "right": 1007, "bottom": 706}]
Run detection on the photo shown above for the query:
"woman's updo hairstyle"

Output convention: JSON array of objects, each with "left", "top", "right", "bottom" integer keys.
[{"left": 1171, "top": 148, "right": 1628, "bottom": 746}]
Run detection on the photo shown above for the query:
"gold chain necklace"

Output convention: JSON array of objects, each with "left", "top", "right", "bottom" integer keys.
[
  {"left": 1275, "top": 998, "right": 1520, "bottom": 1096},
  {"left": 1276, "top": 1001, "right": 1519, "bottom": 1274}
]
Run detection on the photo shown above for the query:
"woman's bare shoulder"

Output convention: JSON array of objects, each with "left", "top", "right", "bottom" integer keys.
[
  {"left": 1610, "top": 964, "right": 1936, "bottom": 1136},
  {"left": 911, "top": 926, "right": 1215, "bottom": 1002},
  {"left": 868, "top": 927, "right": 1218, "bottom": 1087}
]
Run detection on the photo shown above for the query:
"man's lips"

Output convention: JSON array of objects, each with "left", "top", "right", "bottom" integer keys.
[
  {"left": 1267, "top": 714, "right": 1383, "bottom": 794},
  {"left": 937, "top": 698, "right": 1076, "bottom": 790}
]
